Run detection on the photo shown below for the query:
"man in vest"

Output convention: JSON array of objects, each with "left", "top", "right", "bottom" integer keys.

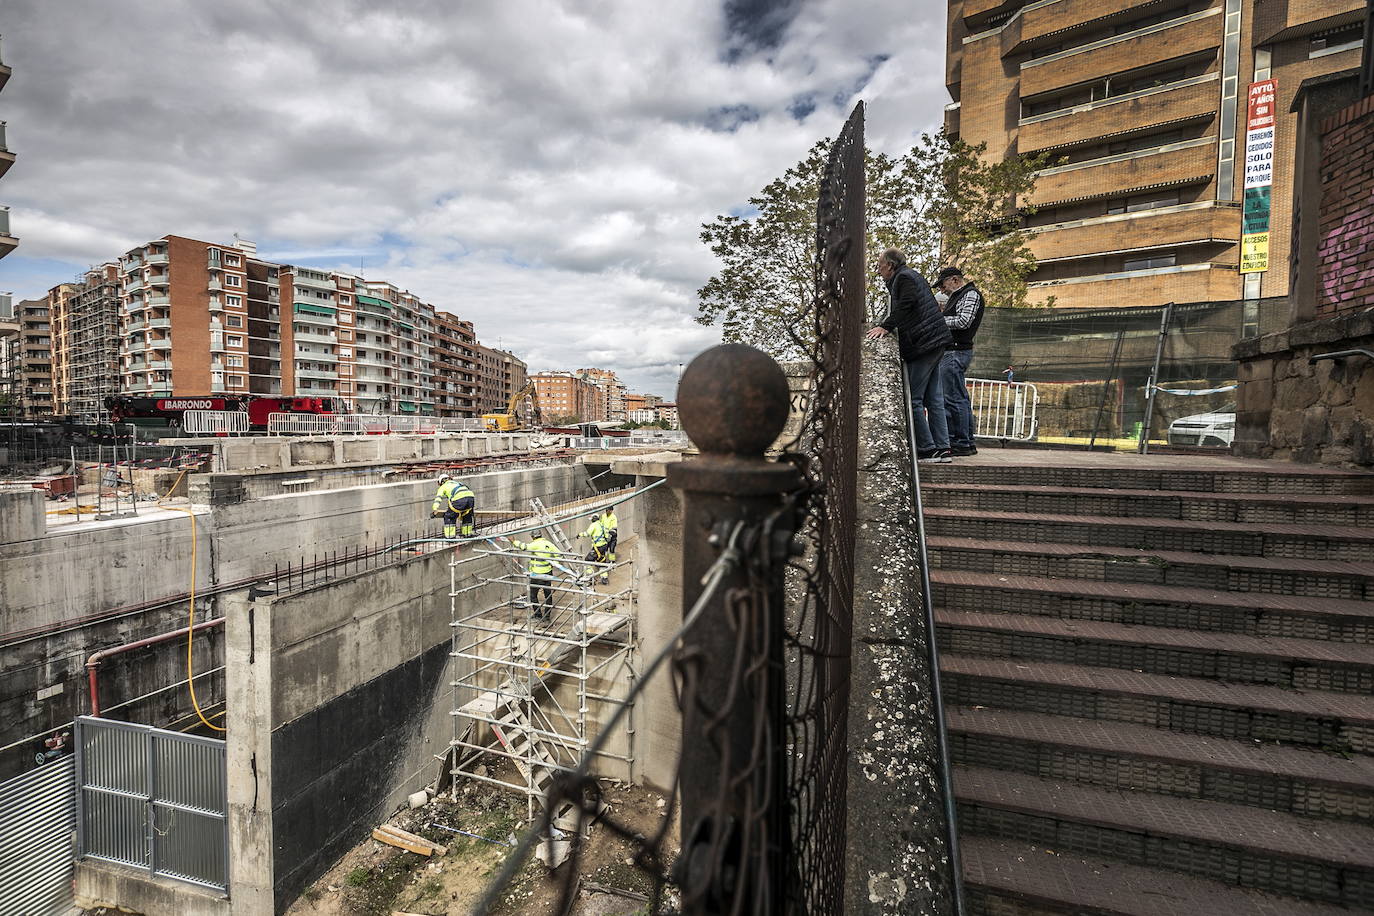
[
  {"left": 866, "top": 248, "right": 954, "bottom": 463},
  {"left": 580, "top": 513, "right": 613, "bottom": 585},
  {"left": 934, "top": 266, "right": 985, "bottom": 457},
  {"left": 601, "top": 507, "right": 618, "bottom": 564},
  {"left": 510, "top": 534, "right": 559, "bottom": 619},
  {"left": 431, "top": 475, "right": 476, "bottom": 539}
]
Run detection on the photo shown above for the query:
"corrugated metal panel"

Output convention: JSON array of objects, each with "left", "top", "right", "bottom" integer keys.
[{"left": 0, "top": 755, "right": 76, "bottom": 916}]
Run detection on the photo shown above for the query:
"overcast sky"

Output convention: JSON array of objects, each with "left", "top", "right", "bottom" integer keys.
[{"left": 0, "top": 0, "right": 945, "bottom": 397}]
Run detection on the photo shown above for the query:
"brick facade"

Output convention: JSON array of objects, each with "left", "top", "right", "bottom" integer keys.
[{"left": 1315, "top": 94, "right": 1374, "bottom": 318}]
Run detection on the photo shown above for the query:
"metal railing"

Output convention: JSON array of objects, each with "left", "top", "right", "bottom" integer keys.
[
  {"left": 75, "top": 717, "right": 228, "bottom": 893},
  {"left": 265, "top": 412, "right": 492, "bottom": 435},
  {"left": 182, "top": 409, "right": 249, "bottom": 436},
  {"left": 968, "top": 377, "right": 1039, "bottom": 441}
]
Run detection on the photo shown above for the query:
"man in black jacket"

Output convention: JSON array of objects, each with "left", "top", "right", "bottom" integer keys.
[
  {"left": 865, "top": 248, "right": 954, "bottom": 462},
  {"left": 934, "top": 266, "right": 985, "bottom": 456}
]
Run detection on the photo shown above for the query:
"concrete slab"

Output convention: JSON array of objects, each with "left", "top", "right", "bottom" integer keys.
[{"left": 959, "top": 445, "right": 1374, "bottom": 474}]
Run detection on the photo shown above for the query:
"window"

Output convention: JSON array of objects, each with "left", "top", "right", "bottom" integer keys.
[
  {"left": 1107, "top": 129, "right": 1183, "bottom": 157},
  {"left": 225, "top": 255, "right": 241, "bottom": 266},
  {"left": 226, "top": 355, "right": 244, "bottom": 367},
  {"left": 226, "top": 295, "right": 243, "bottom": 307},
  {"left": 1123, "top": 253, "right": 1177, "bottom": 271},
  {"left": 227, "top": 335, "right": 244, "bottom": 347},
  {"left": 340, "top": 295, "right": 351, "bottom": 304},
  {"left": 339, "top": 312, "right": 353, "bottom": 324},
  {"left": 1311, "top": 25, "right": 1363, "bottom": 57},
  {"left": 228, "top": 375, "right": 244, "bottom": 387},
  {"left": 339, "top": 329, "right": 352, "bottom": 340},
  {"left": 226, "top": 315, "right": 244, "bottom": 328},
  {"left": 224, "top": 274, "right": 242, "bottom": 288},
  {"left": 1106, "top": 192, "right": 1181, "bottom": 215}
]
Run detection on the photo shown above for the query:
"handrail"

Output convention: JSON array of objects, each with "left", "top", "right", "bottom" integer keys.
[
  {"left": 899, "top": 359, "right": 966, "bottom": 915},
  {"left": 1309, "top": 348, "right": 1374, "bottom": 365}
]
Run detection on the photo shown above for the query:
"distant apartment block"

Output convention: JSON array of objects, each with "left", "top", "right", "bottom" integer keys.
[
  {"left": 576, "top": 367, "right": 628, "bottom": 421},
  {"left": 52, "top": 264, "right": 121, "bottom": 419},
  {"left": 946, "top": 0, "right": 1366, "bottom": 318},
  {"left": 0, "top": 35, "right": 15, "bottom": 261},
  {"left": 432, "top": 311, "right": 479, "bottom": 418},
  {"left": 14, "top": 295, "right": 57, "bottom": 416},
  {"left": 473, "top": 344, "right": 529, "bottom": 416},
  {"left": 532, "top": 371, "right": 602, "bottom": 423}
]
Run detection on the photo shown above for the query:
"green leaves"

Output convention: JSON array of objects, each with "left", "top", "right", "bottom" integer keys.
[{"left": 697, "top": 132, "right": 1050, "bottom": 357}]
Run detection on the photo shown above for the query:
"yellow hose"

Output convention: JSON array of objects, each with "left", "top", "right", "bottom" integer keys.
[{"left": 159, "top": 469, "right": 225, "bottom": 733}]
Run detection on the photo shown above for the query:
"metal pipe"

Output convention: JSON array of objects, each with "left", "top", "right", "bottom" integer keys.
[
  {"left": 1309, "top": 348, "right": 1374, "bottom": 365},
  {"left": 86, "top": 617, "right": 225, "bottom": 716},
  {"left": 900, "top": 358, "right": 966, "bottom": 916},
  {"left": 1138, "top": 302, "right": 1174, "bottom": 455}
]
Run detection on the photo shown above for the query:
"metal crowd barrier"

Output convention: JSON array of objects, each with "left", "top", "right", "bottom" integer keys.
[
  {"left": 266, "top": 413, "right": 501, "bottom": 436},
  {"left": 967, "top": 377, "right": 1039, "bottom": 442},
  {"left": 182, "top": 410, "right": 249, "bottom": 436}
]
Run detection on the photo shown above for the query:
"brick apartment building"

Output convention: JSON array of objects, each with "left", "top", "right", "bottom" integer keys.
[
  {"left": 532, "top": 371, "right": 603, "bottom": 423},
  {"left": 576, "top": 368, "right": 628, "bottom": 422},
  {"left": 13, "top": 294, "right": 58, "bottom": 416},
  {"left": 946, "top": 0, "right": 1366, "bottom": 320},
  {"left": 432, "top": 311, "right": 479, "bottom": 418},
  {"left": 473, "top": 344, "right": 528, "bottom": 416}
]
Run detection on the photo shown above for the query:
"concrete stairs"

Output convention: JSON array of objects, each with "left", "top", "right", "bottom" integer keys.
[{"left": 921, "top": 461, "right": 1374, "bottom": 914}]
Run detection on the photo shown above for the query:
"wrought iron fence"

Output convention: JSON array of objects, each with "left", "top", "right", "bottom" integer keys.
[{"left": 75, "top": 717, "right": 228, "bottom": 892}]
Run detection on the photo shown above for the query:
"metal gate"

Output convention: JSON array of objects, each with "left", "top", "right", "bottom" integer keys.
[
  {"left": 968, "top": 377, "right": 1039, "bottom": 441},
  {"left": 74, "top": 717, "right": 227, "bottom": 893},
  {"left": 0, "top": 756, "right": 76, "bottom": 916}
]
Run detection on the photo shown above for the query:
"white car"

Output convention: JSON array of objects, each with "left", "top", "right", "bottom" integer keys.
[{"left": 1167, "top": 405, "right": 1235, "bottom": 447}]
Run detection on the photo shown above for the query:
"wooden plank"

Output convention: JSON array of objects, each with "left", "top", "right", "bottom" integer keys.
[
  {"left": 376, "top": 823, "right": 448, "bottom": 856},
  {"left": 371, "top": 827, "right": 438, "bottom": 857}
]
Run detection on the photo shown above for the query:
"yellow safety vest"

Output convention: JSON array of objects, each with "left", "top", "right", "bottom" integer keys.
[
  {"left": 581, "top": 517, "right": 610, "bottom": 547},
  {"left": 603, "top": 510, "right": 618, "bottom": 534},
  {"left": 513, "top": 537, "right": 557, "bottom": 576}
]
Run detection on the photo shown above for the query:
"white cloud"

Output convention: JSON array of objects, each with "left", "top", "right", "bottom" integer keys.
[{"left": 0, "top": 0, "right": 946, "bottom": 395}]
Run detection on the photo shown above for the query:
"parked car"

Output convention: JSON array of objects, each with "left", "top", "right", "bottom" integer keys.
[{"left": 1167, "top": 404, "right": 1235, "bottom": 447}]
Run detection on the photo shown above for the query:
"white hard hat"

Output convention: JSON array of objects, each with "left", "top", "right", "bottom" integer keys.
[{"left": 439, "top": 473, "right": 453, "bottom": 482}]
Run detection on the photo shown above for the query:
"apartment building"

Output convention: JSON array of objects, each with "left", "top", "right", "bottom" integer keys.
[
  {"left": 1, "top": 35, "right": 15, "bottom": 261},
  {"left": 946, "top": 0, "right": 1367, "bottom": 320},
  {"left": 576, "top": 368, "right": 627, "bottom": 422},
  {"left": 532, "top": 371, "right": 601, "bottom": 423},
  {"left": 431, "top": 311, "right": 480, "bottom": 418},
  {"left": 15, "top": 295, "right": 57, "bottom": 416},
  {"left": 51, "top": 264, "right": 120, "bottom": 419},
  {"left": 473, "top": 344, "right": 529, "bottom": 416}
]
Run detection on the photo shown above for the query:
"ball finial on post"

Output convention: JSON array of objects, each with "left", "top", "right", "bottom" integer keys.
[{"left": 676, "top": 344, "right": 792, "bottom": 458}]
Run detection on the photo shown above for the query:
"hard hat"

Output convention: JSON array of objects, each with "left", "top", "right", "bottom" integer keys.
[{"left": 439, "top": 473, "right": 453, "bottom": 482}]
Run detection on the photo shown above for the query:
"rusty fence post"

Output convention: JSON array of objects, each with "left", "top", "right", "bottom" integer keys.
[{"left": 669, "top": 343, "right": 802, "bottom": 914}]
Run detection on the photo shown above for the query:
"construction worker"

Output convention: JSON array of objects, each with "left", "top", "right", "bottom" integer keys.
[
  {"left": 601, "top": 507, "right": 618, "bottom": 564},
  {"left": 580, "top": 512, "right": 612, "bottom": 586},
  {"left": 509, "top": 534, "right": 559, "bottom": 619},
  {"left": 430, "top": 474, "right": 476, "bottom": 539}
]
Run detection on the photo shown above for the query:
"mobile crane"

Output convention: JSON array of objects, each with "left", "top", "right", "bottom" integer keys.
[{"left": 482, "top": 382, "right": 541, "bottom": 432}]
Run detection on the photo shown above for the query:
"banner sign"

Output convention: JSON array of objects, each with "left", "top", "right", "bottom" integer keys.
[{"left": 1241, "top": 79, "right": 1276, "bottom": 273}]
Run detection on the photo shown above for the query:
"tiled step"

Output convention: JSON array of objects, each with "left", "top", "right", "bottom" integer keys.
[
  {"left": 922, "top": 482, "right": 1374, "bottom": 527},
  {"left": 935, "top": 611, "right": 1374, "bottom": 694},
  {"left": 931, "top": 570, "right": 1374, "bottom": 645},
  {"left": 962, "top": 837, "right": 1357, "bottom": 916},
  {"left": 947, "top": 706, "right": 1374, "bottom": 825},
  {"left": 954, "top": 766, "right": 1374, "bottom": 908},
  {"left": 924, "top": 508, "right": 1374, "bottom": 562},
  {"left": 921, "top": 464, "right": 1374, "bottom": 496},
  {"left": 928, "top": 536, "right": 1374, "bottom": 600},
  {"left": 940, "top": 655, "right": 1374, "bottom": 753}
]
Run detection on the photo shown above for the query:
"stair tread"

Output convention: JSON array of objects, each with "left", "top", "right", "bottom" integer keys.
[
  {"left": 931, "top": 569, "right": 1374, "bottom": 619},
  {"left": 955, "top": 765, "right": 1374, "bottom": 868},
  {"left": 925, "top": 506, "right": 1374, "bottom": 541},
  {"left": 947, "top": 706, "right": 1374, "bottom": 788},
  {"left": 936, "top": 609, "right": 1374, "bottom": 666},
  {"left": 962, "top": 836, "right": 1358, "bottom": 916},
  {"left": 929, "top": 535, "right": 1374, "bottom": 576},
  {"left": 941, "top": 655, "right": 1374, "bottom": 723},
  {"left": 922, "top": 481, "right": 1374, "bottom": 508}
]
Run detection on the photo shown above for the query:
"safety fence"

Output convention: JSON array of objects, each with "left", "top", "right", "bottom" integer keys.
[
  {"left": 968, "top": 377, "right": 1039, "bottom": 442},
  {"left": 567, "top": 433, "right": 689, "bottom": 450},
  {"left": 265, "top": 413, "right": 489, "bottom": 435},
  {"left": 182, "top": 409, "right": 249, "bottom": 436},
  {"left": 0, "top": 755, "right": 75, "bottom": 916},
  {"left": 75, "top": 717, "right": 228, "bottom": 893}
]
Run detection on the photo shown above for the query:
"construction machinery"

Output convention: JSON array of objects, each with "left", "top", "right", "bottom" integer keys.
[{"left": 482, "top": 382, "right": 540, "bottom": 432}]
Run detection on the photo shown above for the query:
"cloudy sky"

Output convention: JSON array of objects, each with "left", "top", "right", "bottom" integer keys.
[{"left": 0, "top": 0, "right": 945, "bottom": 397}]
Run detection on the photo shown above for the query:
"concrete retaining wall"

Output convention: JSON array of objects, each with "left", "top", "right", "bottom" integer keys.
[{"left": 185, "top": 432, "right": 536, "bottom": 473}]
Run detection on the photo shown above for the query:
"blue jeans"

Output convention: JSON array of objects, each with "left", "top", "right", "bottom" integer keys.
[
  {"left": 940, "top": 348, "right": 974, "bottom": 448},
  {"left": 904, "top": 350, "right": 948, "bottom": 452}
]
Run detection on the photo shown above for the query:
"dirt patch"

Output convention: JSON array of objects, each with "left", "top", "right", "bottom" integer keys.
[{"left": 285, "top": 776, "right": 677, "bottom": 916}]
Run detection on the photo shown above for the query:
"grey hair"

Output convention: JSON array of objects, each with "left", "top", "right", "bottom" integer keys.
[{"left": 880, "top": 248, "right": 907, "bottom": 270}]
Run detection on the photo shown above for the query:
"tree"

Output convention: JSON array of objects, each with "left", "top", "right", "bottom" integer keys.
[{"left": 697, "top": 132, "right": 1051, "bottom": 358}]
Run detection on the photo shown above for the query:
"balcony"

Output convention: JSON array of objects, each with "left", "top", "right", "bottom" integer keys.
[
  {"left": 208, "top": 278, "right": 224, "bottom": 291},
  {"left": 1019, "top": 76, "right": 1220, "bottom": 153},
  {"left": 124, "top": 277, "right": 146, "bottom": 294},
  {"left": 292, "top": 271, "right": 336, "bottom": 291},
  {"left": 122, "top": 257, "right": 144, "bottom": 274},
  {"left": 1020, "top": 18, "right": 1222, "bottom": 99},
  {"left": 126, "top": 319, "right": 149, "bottom": 334},
  {"left": 1031, "top": 136, "right": 1216, "bottom": 206},
  {"left": 1030, "top": 202, "right": 1240, "bottom": 260},
  {"left": 1028, "top": 261, "right": 1239, "bottom": 308},
  {"left": 296, "top": 367, "right": 338, "bottom": 380},
  {"left": 295, "top": 350, "right": 338, "bottom": 362},
  {"left": 293, "top": 329, "right": 336, "bottom": 344},
  {"left": 145, "top": 252, "right": 169, "bottom": 265},
  {"left": 148, "top": 317, "right": 171, "bottom": 330},
  {"left": 146, "top": 294, "right": 171, "bottom": 307},
  {"left": 208, "top": 297, "right": 224, "bottom": 312},
  {"left": 147, "top": 273, "right": 170, "bottom": 288},
  {"left": 148, "top": 337, "right": 172, "bottom": 351}
]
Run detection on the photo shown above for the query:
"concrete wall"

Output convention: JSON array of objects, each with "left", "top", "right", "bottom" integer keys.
[{"left": 185, "top": 432, "right": 536, "bottom": 473}]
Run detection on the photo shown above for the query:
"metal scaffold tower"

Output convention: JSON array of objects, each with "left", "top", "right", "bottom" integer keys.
[{"left": 447, "top": 497, "right": 638, "bottom": 864}]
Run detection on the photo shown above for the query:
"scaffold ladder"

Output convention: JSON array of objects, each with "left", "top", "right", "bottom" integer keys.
[{"left": 530, "top": 497, "right": 574, "bottom": 552}]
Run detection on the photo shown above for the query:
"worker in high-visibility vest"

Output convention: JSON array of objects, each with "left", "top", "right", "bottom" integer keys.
[
  {"left": 431, "top": 475, "right": 475, "bottom": 539},
  {"left": 510, "top": 534, "right": 559, "bottom": 618},
  {"left": 601, "top": 507, "right": 618, "bottom": 564},
  {"left": 580, "top": 513, "right": 612, "bottom": 586}
]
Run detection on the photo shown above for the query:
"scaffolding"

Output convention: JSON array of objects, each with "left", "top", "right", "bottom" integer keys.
[{"left": 447, "top": 497, "right": 638, "bottom": 863}]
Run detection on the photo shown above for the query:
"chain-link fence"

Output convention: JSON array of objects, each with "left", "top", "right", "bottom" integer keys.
[{"left": 971, "top": 297, "right": 1288, "bottom": 449}]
